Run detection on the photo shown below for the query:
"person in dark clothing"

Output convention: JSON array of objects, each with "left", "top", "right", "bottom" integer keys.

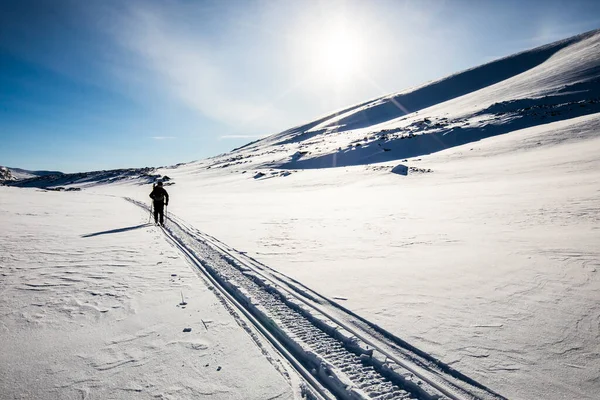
[{"left": 149, "top": 181, "right": 169, "bottom": 225}]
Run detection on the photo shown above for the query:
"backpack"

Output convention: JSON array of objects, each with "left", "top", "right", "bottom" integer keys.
[{"left": 152, "top": 188, "right": 165, "bottom": 202}]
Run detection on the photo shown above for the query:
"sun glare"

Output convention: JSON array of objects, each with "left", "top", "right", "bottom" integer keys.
[
  {"left": 312, "top": 20, "right": 365, "bottom": 84},
  {"left": 318, "top": 26, "right": 360, "bottom": 80},
  {"left": 285, "top": 7, "right": 383, "bottom": 96}
]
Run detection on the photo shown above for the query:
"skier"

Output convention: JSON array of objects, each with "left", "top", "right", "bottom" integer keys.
[{"left": 149, "top": 181, "right": 169, "bottom": 226}]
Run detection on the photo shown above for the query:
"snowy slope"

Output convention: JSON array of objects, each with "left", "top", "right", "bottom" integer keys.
[
  {"left": 0, "top": 166, "right": 12, "bottom": 181},
  {"left": 172, "top": 28, "right": 600, "bottom": 173}
]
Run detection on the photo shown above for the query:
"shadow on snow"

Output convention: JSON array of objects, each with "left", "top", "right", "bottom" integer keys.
[{"left": 81, "top": 223, "right": 151, "bottom": 238}]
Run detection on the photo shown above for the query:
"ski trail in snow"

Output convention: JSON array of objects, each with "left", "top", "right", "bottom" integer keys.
[
  {"left": 179, "top": 220, "right": 509, "bottom": 400},
  {"left": 127, "top": 197, "right": 507, "bottom": 400}
]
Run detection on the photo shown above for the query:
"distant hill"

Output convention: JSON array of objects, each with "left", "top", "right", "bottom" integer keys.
[
  {"left": 3, "top": 166, "right": 172, "bottom": 190},
  {"left": 0, "top": 166, "right": 64, "bottom": 182}
]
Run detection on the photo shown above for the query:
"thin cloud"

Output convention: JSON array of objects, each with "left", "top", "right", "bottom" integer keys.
[
  {"left": 151, "top": 136, "right": 176, "bottom": 140},
  {"left": 110, "top": 4, "right": 290, "bottom": 133},
  {"left": 219, "top": 134, "right": 267, "bottom": 140}
]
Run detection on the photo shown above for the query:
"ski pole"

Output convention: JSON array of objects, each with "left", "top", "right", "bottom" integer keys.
[{"left": 148, "top": 202, "right": 153, "bottom": 223}]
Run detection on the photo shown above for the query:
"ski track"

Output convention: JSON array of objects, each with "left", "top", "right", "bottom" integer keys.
[{"left": 128, "top": 198, "right": 507, "bottom": 400}]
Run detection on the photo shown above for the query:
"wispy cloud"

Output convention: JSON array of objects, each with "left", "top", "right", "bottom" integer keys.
[
  {"left": 101, "top": 1, "right": 464, "bottom": 141},
  {"left": 109, "top": 3, "right": 290, "bottom": 134},
  {"left": 151, "top": 136, "right": 176, "bottom": 140},
  {"left": 219, "top": 134, "right": 267, "bottom": 140}
]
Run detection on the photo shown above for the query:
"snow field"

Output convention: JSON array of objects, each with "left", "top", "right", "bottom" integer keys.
[
  {"left": 138, "top": 114, "right": 600, "bottom": 400},
  {"left": 0, "top": 188, "right": 295, "bottom": 400}
]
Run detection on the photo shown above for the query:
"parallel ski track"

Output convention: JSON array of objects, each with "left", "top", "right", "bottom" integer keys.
[
  {"left": 130, "top": 199, "right": 504, "bottom": 400},
  {"left": 185, "top": 233, "right": 506, "bottom": 400},
  {"left": 160, "top": 218, "right": 333, "bottom": 400},
  {"left": 189, "top": 229, "right": 507, "bottom": 400}
]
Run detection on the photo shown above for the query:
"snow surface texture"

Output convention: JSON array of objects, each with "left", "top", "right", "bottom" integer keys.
[
  {"left": 0, "top": 189, "right": 296, "bottom": 399},
  {"left": 4, "top": 29, "right": 600, "bottom": 400}
]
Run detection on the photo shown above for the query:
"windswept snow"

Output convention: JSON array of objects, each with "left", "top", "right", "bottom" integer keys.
[{"left": 0, "top": 189, "right": 296, "bottom": 399}]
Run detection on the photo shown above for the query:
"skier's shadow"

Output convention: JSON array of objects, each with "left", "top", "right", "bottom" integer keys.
[{"left": 81, "top": 223, "right": 152, "bottom": 238}]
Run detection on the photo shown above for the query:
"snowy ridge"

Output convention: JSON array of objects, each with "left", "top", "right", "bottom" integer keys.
[
  {"left": 175, "top": 28, "right": 600, "bottom": 176},
  {"left": 4, "top": 167, "right": 169, "bottom": 189},
  {"left": 147, "top": 117, "right": 600, "bottom": 398},
  {"left": 129, "top": 198, "right": 506, "bottom": 400},
  {"left": 0, "top": 166, "right": 63, "bottom": 182}
]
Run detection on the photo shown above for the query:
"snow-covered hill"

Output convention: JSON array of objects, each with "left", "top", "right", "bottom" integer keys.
[
  {"left": 3, "top": 167, "right": 170, "bottom": 189},
  {"left": 177, "top": 28, "right": 600, "bottom": 175},
  {"left": 0, "top": 166, "right": 64, "bottom": 182}
]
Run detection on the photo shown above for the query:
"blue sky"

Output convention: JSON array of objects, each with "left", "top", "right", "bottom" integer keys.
[{"left": 1, "top": 0, "right": 599, "bottom": 172}]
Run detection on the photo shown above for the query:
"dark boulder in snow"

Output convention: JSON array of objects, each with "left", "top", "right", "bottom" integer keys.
[
  {"left": 291, "top": 151, "right": 307, "bottom": 161},
  {"left": 391, "top": 164, "right": 408, "bottom": 176}
]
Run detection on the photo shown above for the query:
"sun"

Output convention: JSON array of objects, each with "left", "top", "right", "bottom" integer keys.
[
  {"left": 312, "top": 20, "right": 365, "bottom": 84},
  {"left": 285, "top": 10, "right": 377, "bottom": 92}
]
